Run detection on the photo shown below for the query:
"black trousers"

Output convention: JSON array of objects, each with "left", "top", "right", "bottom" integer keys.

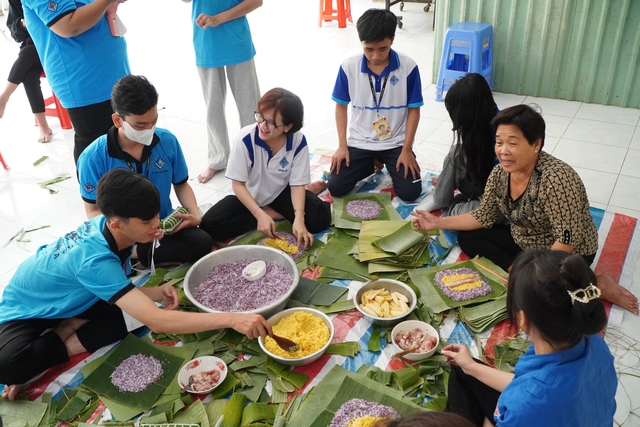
[
  {"left": 457, "top": 224, "right": 522, "bottom": 271},
  {"left": 446, "top": 364, "right": 502, "bottom": 426},
  {"left": 200, "top": 186, "right": 331, "bottom": 242},
  {"left": 136, "top": 226, "right": 213, "bottom": 267},
  {"left": 327, "top": 146, "right": 422, "bottom": 202},
  {"left": 7, "top": 44, "right": 45, "bottom": 114},
  {"left": 67, "top": 100, "right": 115, "bottom": 164},
  {"left": 0, "top": 300, "right": 127, "bottom": 386},
  {"left": 458, "top": 225, "right": 596, "bottom": 271}
]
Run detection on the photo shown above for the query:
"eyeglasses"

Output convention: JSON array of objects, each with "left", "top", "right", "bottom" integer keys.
[{"left": 255, "top": 112, "right": 283, "bottom": 131}]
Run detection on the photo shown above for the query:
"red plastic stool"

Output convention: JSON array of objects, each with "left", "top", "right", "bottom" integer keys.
[
  {"left": 318, "top": 0, "right": 352, "bottom": 28},
  {"left": 40, "top": 73, "right": 73, "bottom": 129},
  {"left": 0, "top": 151, "right": 9, "bottom": 171}
]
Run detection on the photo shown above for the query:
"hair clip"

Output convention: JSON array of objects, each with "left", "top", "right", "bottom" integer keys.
[{"left": 567, "top": 284, "right": 601, "bottom": 305}]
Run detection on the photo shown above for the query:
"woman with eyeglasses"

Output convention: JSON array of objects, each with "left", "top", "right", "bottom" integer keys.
[
  {"left": 199, "top": 88, "right": 331, "bottom": 248},
  {"left": 443, "top": 249, "right": 616, "bottom": 427}
]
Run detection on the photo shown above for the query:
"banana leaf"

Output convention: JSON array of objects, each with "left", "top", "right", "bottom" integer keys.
[
  {"left": 325, "top": 341, "right": 361, "bottom": 357},
  {"left": 99, "top": 395, "right": 141, "bottom": 422},
  {"left": 172, "top": 399, "right": 209, "bottom": 427},
  {"left": 285, "top": 296, "right": 355, "bottom": 314},
  {"left": 290, "top": 277, "right": 347, "bottom": 306},
  {"left": 82, "top": 334, "right": 185, "bottom": 413},
  {"left": 339, "top": 196, "right": 392, "bottom": 222},
  {"left": 332, "top": 193, "right": 402, "bottom": 230},
  {"left": 408, "top": 258, "right": 508, "bottom": 313},
  {"left": 0, "top": 398, "right": 48, "bottom": 427},
  {"left": 288, "top": 365, "right": 426, "bottom": 427},
  {"left": 372, "top": 222, "right": 437, "bottom": 256},
  {"left": 458, "top": 296, "right": 508, "bottom": 333},
  {"left": 315, "top": 229, "right": 370, "bottom": 279}
]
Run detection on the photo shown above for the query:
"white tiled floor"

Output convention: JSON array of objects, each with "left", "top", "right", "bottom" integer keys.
[{"left": 1, "top": 0, "right": 639, "bottom": 424}]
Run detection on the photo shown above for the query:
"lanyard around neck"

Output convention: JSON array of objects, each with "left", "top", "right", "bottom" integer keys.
[
  {"left": 368, "top": 73, "right": 389, "bottom": 116},
  {"left": 125, "top": 156, "right": 151, "bottom": 178}
]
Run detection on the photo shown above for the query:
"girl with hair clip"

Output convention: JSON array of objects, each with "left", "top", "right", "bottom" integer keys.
[
  {"left": 420, "top": 73, "right": 498, "bottom": 216},
  {"left": 441, "top": 249, "right": 616, "bottom": 427}
]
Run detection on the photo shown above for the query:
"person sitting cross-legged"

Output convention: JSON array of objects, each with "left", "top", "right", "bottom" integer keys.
[{"left": 0, "top": 169, "right": 271, "bottom": 401}]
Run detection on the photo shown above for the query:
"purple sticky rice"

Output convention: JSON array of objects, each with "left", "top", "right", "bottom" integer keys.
[
  {"left": 194, "top": 259, "right": 293, "bottom": 312},
  {"left": 328, "top": 398, "right": 400, "bottom": 427},
  {"left": 434, "top": 267, "right": 492, "bottom": 301},
  {"left": 110, "top": 354, "right": 163, "bottom": 393},
  {"left": 257, "top": 232, "right": 306, "bottom": 260},
  {"left": 346, "top": 199, "right": 382, "bottom": 220}
]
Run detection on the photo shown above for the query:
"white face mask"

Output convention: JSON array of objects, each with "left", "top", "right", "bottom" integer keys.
[{"left": 122, "top": 120, "right": 155, "bottom": 146}]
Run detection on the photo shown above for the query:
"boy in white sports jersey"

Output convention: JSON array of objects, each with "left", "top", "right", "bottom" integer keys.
[{"left": 328, "top": 8, "right": 424, "bottom": 202}]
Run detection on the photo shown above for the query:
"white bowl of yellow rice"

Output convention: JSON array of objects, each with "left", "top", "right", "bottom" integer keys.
[{"left": 259, "top": 308, "right": 334, "bottom": 366}]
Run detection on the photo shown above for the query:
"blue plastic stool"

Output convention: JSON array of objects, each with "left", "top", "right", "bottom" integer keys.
[{"left": 435, "top": 22, "right": 494, "bottom": 102}]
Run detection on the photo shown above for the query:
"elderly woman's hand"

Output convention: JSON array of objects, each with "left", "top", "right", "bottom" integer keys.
[{"left": 412, "top": 209, "right": 440, "bottom": 231}]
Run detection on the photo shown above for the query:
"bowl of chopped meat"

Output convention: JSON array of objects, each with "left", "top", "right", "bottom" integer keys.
[
  {"left": 184, "top": 246, "right": 299, "bottom": 318},
  {"left": 177, "top": 356, "right": 227, "bottom": 394},
  {"left": 391, "top": 320, "right": 440, "bottom": 361}
]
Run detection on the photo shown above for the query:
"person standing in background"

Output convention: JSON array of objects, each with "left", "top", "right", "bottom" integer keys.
[
  {"left": 0, "top": 0, "right": 53, "bottom": 143},
  {"left": 182, "top": 0, "right": 262, "bottom": 184},
  {"left": 22, "top": 0, "right": 130, "bottom": 165}
]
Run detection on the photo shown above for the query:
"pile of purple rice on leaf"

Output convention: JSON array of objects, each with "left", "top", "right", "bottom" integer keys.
[
  {"left": 257, "top": 231, "right": 306, "bottom": 260},
  {"left": 434, "top": 267, "right": 492, "bottom": 301},
  {"left": 328, "top": 398, "right": 400, "bottom": 427},
  {"left": 110, "top": 353, "right": 163, "bottom": 393},
  {"left": 194, "top": 259, "right": 293, "bottom": 312},
  {"left": 346, "top": 199, "right": 383, "bottom": 220}
]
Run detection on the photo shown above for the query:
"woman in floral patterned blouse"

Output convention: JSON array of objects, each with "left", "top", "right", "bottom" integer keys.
[{"left": 413, "top": 104, "right": 638, "bottom": 315}]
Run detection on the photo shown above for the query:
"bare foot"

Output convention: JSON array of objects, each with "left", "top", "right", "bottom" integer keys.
[
  {"left": 197, "top": 168, "right": 219, "bottom": 183},
  {"left": 53, "top": 317, "right": 90, "bottom": 342},
  {"left": 306, "top": 180, "right": 327, "bottom": 195},
  {"left": 373, "top": 159, "right": 384, "bottom": 174},
  {"left": 262, "top": 205, "right": 284, "bottom": 220},
  {"left": 38, "top": 129, "right": 53, "bottom": 143},
  {"left": 597, "top": 274, "right": 639, "bottom": 315},
  {"left": 2, "top": 383, "right": 23, "bottom": 401}
]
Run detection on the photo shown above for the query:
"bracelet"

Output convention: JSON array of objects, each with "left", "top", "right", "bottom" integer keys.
[
  {"left": 294, "top": 209, "right": 305, "bottom": 216},
  {"left": 252, "top": 206, "right": 262, "bottom": 215}
]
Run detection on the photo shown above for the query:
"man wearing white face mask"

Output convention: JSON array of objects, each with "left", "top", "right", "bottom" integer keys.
[{"left": 77, "top": 75, "right": 213, "bottom": 267}]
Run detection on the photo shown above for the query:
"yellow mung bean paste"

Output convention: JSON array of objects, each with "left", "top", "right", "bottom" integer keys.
[{"left": 264, "top": 311, "right": 330, "bottom": 358}]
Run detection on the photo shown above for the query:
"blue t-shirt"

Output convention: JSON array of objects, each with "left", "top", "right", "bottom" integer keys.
[
  {"left": 78, "top": 127, "right": 189, "bottom": 219},
  {"left": 332, "top": 49, "right": 423, "bottom": 151},
  {"left": 191, "top": 0, "right": 256, "bottom": 68},
  {"left": 495, "top": 335, "right": 617, "bottom": 427},
  {"left": 0, "top": 216, "right": 134, "bottom": 324},
  {"left": 22, "top": 0, "right": 130, "bottom": 109}
]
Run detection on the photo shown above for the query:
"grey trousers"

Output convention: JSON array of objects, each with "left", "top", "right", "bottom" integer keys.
[{"left": 197, "top": 59, "right": 260, "bottom": 171}]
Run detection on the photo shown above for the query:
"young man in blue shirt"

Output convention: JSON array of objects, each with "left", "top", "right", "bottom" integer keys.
[
  {"left": 77, "top": 75, "right": 213, "bottom": 267},
  {"left": 0, "top": 169, "right": 272, "bottom": 401},
  {"left": 328, "top": 8, "right": 424, "bottom": 202}
]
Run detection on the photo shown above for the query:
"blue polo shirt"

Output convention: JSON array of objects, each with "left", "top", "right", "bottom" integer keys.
[
  {"left": 226, "top": 124, "right": 310, "bottom": 206},
  {"left": 22, "top": 0, "right": 129, "bottom": 109},
  {"left": 78, "top": 126, "right": 189, "bottom": 218},
  {"left": 332, "top": 49, "right": 423, "bottom": 151},
  {"left": 495, "top": 335, "right": 617, "bottom": 427},
  {"left": 191, "top": 0, "right": 256, "bottom": 68},
  {"left": 0, "top": 216, "right": 134, "bottom": 324}
]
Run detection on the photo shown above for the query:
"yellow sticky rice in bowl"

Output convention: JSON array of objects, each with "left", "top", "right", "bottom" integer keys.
[
  {"left": 264, "top": 311, "right": 330, "bottom": 358},
  {"left": 348, "top": 416, "right": 390, "bottom": 427}
]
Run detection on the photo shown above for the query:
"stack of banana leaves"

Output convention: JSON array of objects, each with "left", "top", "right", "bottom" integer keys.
[{"left": 314, "top": 220, "right": 445, "bottom": 282}]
